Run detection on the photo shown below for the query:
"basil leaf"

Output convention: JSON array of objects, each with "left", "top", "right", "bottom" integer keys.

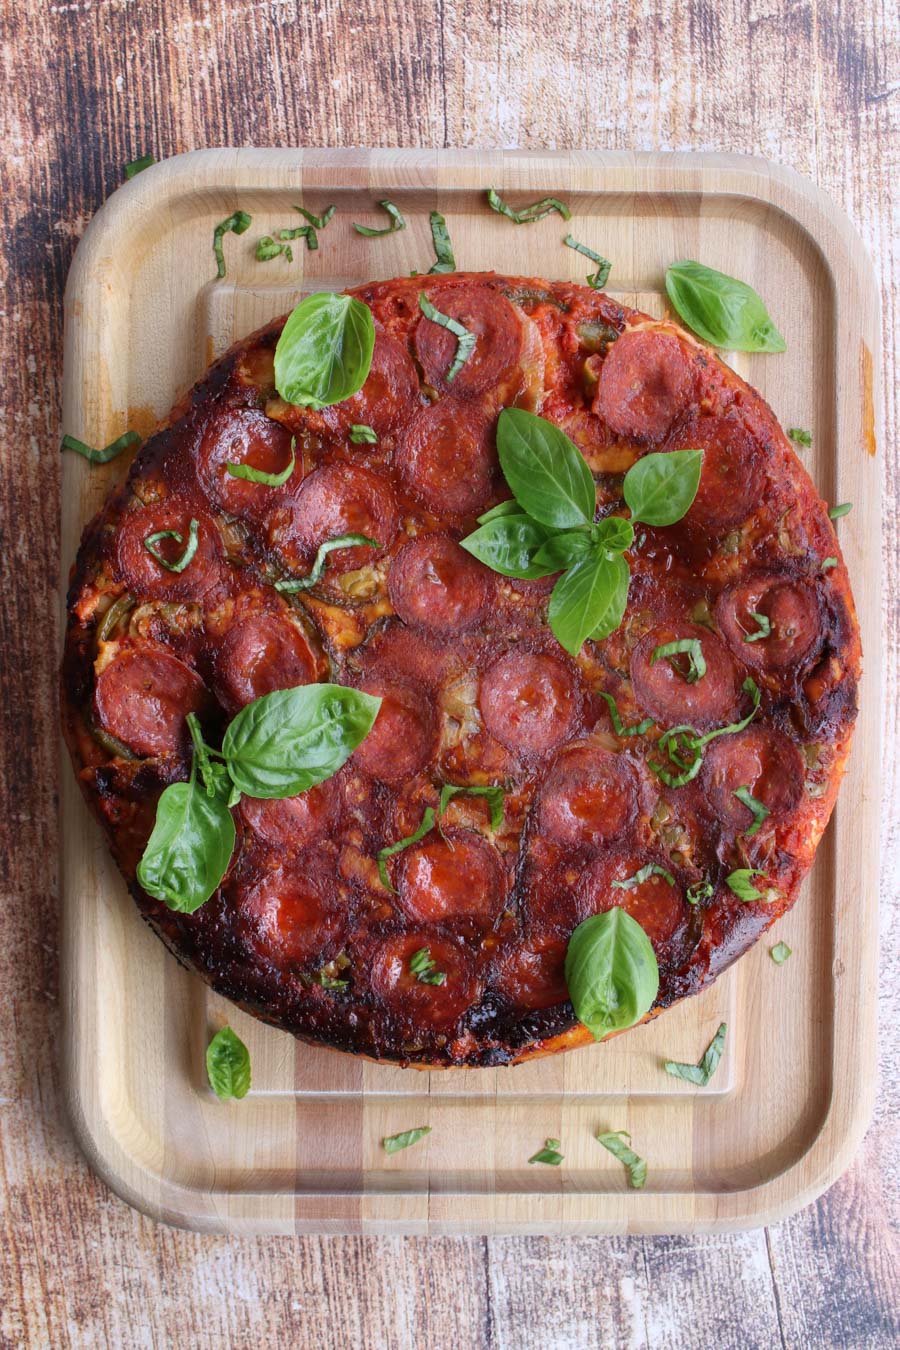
[
  {"left": 549, "top": 552, "right": 629, "bottom": 654},
  {"left": 222, "top": 684, "right": 381, "bottom": 799},
  {"left": 770, "top": 941, "right": 792, "bottom": 965},
  {"left": 788, "top": 427, "right": 812, "bottom": 446},
  {"left": 136, "top": 772, "right": 235, "bottom": 914},
  {"left": 733, "top": 785, "right": 770, "bottom": 837},
  {"left": 597, "top": 691, "right": 653, "bottom": 738},
  {"left": 418, "top": 292, "right": 476, "bottom": 382},
  {"left": 744, "top": 611, "right": 771, "bottom": 643},
  {"left": 596, "top": 1131, "right": 647, "bottom": 1189},
  {"left": 349, "top": 424, "right": 377, "bottom": 444},
  {"left": 226, "top": 439, "right": 296, "bottom": 486},
  {"left": 383, "top": 1126, "right": 431, "bottom": 1154},
  {"left": 664, "top": 1022, "right": 727, "bottom": 1086},
  {"left": 497, "top": 409, "right": 596, "bottom": 529},
  {"left": 650, "top": 637, "right": 706, "bottom": 684},
  {"left": 829, "top": 502, "right": 853, "bottom": 520},
  {"left": 612, "top": 863, "right": 675, "bottom": 890},
  {"left": 427, "top": 210, "right": 455, "bottom": 274},
  {"left": 206, "top": 1027, "right": 251, "bottom": 1100},
  {"left": 665, "top": 260, "right": 787, "bottom": 353},
  {"left": 528, "top": 1139, "right": 565, "bottom": 1165},
  {"left": 725, "top": 868, "right": 768, "bottom": 903},
  {"left": 213, "top": 210, "right": 252, "bottom": 279},
  {"left": 377, "top": 808, "right": 436, "bottom": 891},
  {"left": 459, "top": 515, "right": 556, "bottom": 579},
  {"left": 487, "top": 188, "right": 571, "bottom": 224},
  {"left": 623, "top": 449, "right": 702, "bottom": 527},
  {"left": 61, "top": 430, "right": 141, "bottom": 465},
  {"left": 593, "top": 516, "right": 634, "bottom": 553},
  {"left": 438, "top": 783, "right": 504, "bottom": 831},
  {"left": 476, "top": 498, "right": 520, "bottom": 524},
  {"left": 531, "top": 529, "right": 593, "bottom": 571},
  {"left": 353, "top": 200, "right": 406, "bottom": 236},
  {"left": 564, "top": 908, "right": 659, "bottom": 1041},
  {"left": 274, "top": 292, "right": 376, "bottom": 409},
  {"left": 563, "top": 233, "right": 611, "bottom": 289},
  {"left": 275, "top": 533, "right": 379, "bottom": 593},
  {"left": 409, "top": 945, "right": 446, "bottom": 986},
  {"left": 124, "top": 153, "right": 154, "bottom": 179}
]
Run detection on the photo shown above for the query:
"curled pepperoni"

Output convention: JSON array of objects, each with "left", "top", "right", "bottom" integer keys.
[
  {"left": 321, "top": 326, "right": 420, "bottom": 438},
  {"left": 494, "top": 932, "right": 570, "bottom": 1011},
  {"left": 116, "top": 503, "right": 221, "bottom": 601},
  {"left": 270, "top": 464, "right": 399, "bottom": 574},
  {"left": 537, "top": 743, "right": 638, "bottom": 848},
  {"left": 594, "top": 330, "right": 693, "bottom": 444},
  {"left": 369, "top": 932, "right": 475, "bottom": 1029},
  {"left": 663, "top": 415, "right": 764, "bottom": 532},
  {"left": 214, "top": 612, "right": 318, "bottom": 712},
  {"left": 577, "top": 851, "right": 686, "bottom": 946},
  {"left": 239, "top": 865, "right": 342, "bottom": 965},
  {"left": 702, "top": 727, "right": 804, "bottom": 831},
  {"left": 414, "top": 285, "right": 522, "bottom": 396},
  {"left": 94, "top": 647, "right": 207, "bottom": 757},
  {"left": 480, "top": 651, "right": 580, "bottom": 756},
  {"left": 716, "top": 573, "right": 822, "bottom": 671},
  {"left": 352, "top": 676, "right": 438, "bottom": 782},
  {"left": 398, "top": 400, "right": 498, "bottom": 516},
  {"left": 388, "top": 533, "right": 490, "bottom": 632},
  {"left": 630, "top": 623, "right": 742, "bottom": 729},
  {"left": 239, "top": 778, "right": 339, "bottom": 850},
  {"left": 396, "top": 829, "right": 504, "bottom": 927},
  {"left": 196, "top": 407, "right": 299, "bottom": 518}
]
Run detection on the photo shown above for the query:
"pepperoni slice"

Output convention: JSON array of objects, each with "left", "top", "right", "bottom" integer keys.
[
  {"left": 414, "top": 285, "right": 522, "bottom": 396},
  {"left": 494, "top": 932, "right": 570, "bottom": 1011},
  {"left": 214, "top": 612, "right": 318, "bottom": 712},
  {"left": 480, "top": 652, "right": 580, "bottom": 757},
  {"left": 271, "top": 464, "right": 399, "bottom": 574},
  {"left": 577, "top": 851, "right": 686, "bottom": 946},
  {"left": 239, "top": 865, "right": 342, "bottom": 965},
  {"left": 398, "top": 400, "right": 498, "bottom": 516},
  {"left": 197, "top": 407, "right": 299, "bottom": 518},
  {"left": 630, "top": 623, "right": 742, "bottom": 729},
  {"left": 537, "top": 743, "right": 638, "bottom": 848},
  {"left": 116, "top": 503, "right": 221, "bottom": 601},
  {"left": 388, "top": 533, "right": 490, "bottom": 633},
  {"left": 663, "top": 415, "right": 764, "bottom": 532},
  {"left": 716, "top": 573, "right": 822, "bottom": 671},
  {"left": 321, "top": 326, "right": 420, "bottom": 438},
  {"left": 94, "top": 647, "right": 207, "bottom": 757},
  {"left": 352, "top": 676, "right": 438, "bottom": 782},
  {"left": 369, "top": 932, "right": 475, "bottom": 1029},
  {"left": 396, "top": 829, "right": 504, "bottom": 926},
  {"left": 594, "top": 330, "right": 694, "bottom": 444},
  {"left": 239, "top": 778, "right": 339, "bottom": 850},
  {"left": 702, "top": 726, "right": 804, "bottom": 831}
]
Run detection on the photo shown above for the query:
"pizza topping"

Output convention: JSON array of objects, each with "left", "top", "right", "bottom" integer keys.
[
  {"left": 117, "top": 503, "right": 221, "bottom": 600},
  {"left": 701, "top": 727, "right": 803, "bottom": 831},
  {"left": 239, "top": 778, "right": 339, "bottom": 851},
  {"left": 495, "top": 932, "right": 569, "bottom": 1010},
  {"left": 663, "top": 415, "right": 764, "bottom": 532},
  {"left": 537, "top": 743, "right": 638, "bottom": 848},
  {"left": 716, "top": 573, "right": 822, "bottom": 671},
  {"left": 577, "top": 851, "right": 686, "bottom": 946},
  {"left": 352, "top": 676, "right": 438, "bottom": 782},
  {"left": 388, "top": 533, "right": 491, "bottom": 632},
  {"left": 271, "top": 463, "right": 399, "bottom": 573},
  {"left": 197, "top": 408, "right": 299, "bottom": 515},
  {"left": 479, "top": 651, "right": 580, "bottom": 756},
  {"left": 631, "top": 624, "right": 741, "bottom": 728},
  {"left": 94, "top": 647, "right": 207, "bottom": 757},
  {"left": 239, "top": 865, "right": 343, "bottom": 964},
  {"left": 369, "top": 933, "right": 475, "bottom": 1028},
  {"left": 399, "top": 400, "right": 499, "bottom": 516},
  {"left": 594, "top": 330, "right": 694, "bottom": 444},
  {"left": 214, "top": 612, "right": 319, "bottom": 712},
  {"left": 396, "top": 829, "right": 504, "bottom": 926},
  {"left": 320, "top": 326, "right": 420, "bottom": 437},
  {"left": 415, "top": 284, "right": 523, "bottom": 396}
]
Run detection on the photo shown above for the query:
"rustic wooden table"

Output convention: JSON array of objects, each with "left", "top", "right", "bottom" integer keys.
[{"left": 1, "top": 2, "right": 897, "bottom": 1346}]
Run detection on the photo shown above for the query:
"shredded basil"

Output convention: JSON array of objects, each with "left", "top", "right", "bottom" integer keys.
[
  {"left": 377, "top": 807, "right": 436, "bottom": 891},
  {"left": 294, "top": 203, "right": 335, "bottom": 230},
  {"left": 725, "top": 868, "right": 769, "bottom": 903},
  {"left": 829, "top": 502, "right": 853, "bottom": 520},
  {"left": 487, "top": 187, "right": 571, "bottom": 224},
  {"left": 528, "top": 1139, "right": 564, "bottom": 1165},
  {"left": 770, "top": 941, "right": 792, "bottom": 965},
  {"left": 744, "top": 611, "right": 771, "bottom": 643},
  {"left": 596, "top": 1131, "right": 647, "bottom": 1189},
  {"left": 787, "top": 427, "right": 812, "bottom": 446},
  {"left": 124, "top": 153, "right": 154, "bottom": 179},
  {"left": 226, "top": 438, "right": 295, "bottom": 486},
  {"left": 438, "top": 783, "right": 505, "bottom": 831},
  {"left": 427, "top": 210, "right": 456, "bottom": 274},
  {"left": 383, "top": 1126, "right": 431, "bottom": 1154},
  {"left": 733, "top": 785, "right": 770, "bottom": 837},
  {"left": 143, "top": 518, "right": 199, "bottom": 573},
  {"left": 289, "top": 203, "right": 335, "bottom": 251},
  {"left": 256, "top": 236, "right": 293, "bottom": 263},
  {"left": 418, "top": 291, "right": 476, "bottom": 382},
  {"left": 563, "top": 233, "right": 611, "bottom": 289},
  {"left": 611, "top": 863, "right": 675, "bottom": 890},
  {"left": 349, "top": 424, "right": 378, "bottom": 444},
  {"left": 275, "top": 533, "right": 378, "bottom": 593},
  {"left": 213, "top": 210, "right": 252, "bottom": 279},
  {"left": 409, "top": 946, "right": 447, "bottom": 986},
  {"left": 61, "top": 430, "right": 141, "bottom": 465},
  {"left": 649, "top": 677, "right": 761, "bottom": 789},
  {"left": 353, "top": 200, "right": 406, "bottom": 236},
  {"left": 821, "top": 556, "right": 838, "bottom": 571},
  {"left": 598, "top": 691, "right": 654, "bottom": 737},
  {"left": 664, "top": 1022, "right": 727, "bottom": 1085},
  {"left": 686, "top": 880, "right": 713, "bottom": 906},
  {"left": 650, "top": 637, "right": 706, "bottom": 684}
]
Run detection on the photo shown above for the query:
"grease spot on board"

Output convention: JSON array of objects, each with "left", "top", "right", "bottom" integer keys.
[{"left": 860, "top": 341, "right": 876, "bottom": 455}]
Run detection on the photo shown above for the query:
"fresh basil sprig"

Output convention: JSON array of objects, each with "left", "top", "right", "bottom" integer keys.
[
  {"left": 665, "top": 260, "right": 786, "bottom": 353},
  {"left": 564, "top": 908, "right": 659, "bottom": 1041},
  {"left": 664, "top": 1022, "right": 727, "bottom": 1086},
  {"left": 206, "top": 1027, "right": 251, "bottom": 1100},
  {"left": 274, "top": 292, "right": 376, "bottom": 408}
]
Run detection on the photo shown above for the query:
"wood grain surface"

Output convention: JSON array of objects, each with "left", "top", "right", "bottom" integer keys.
[{"left": 1, "top": 1, "right": 897, "bottom": 1346}]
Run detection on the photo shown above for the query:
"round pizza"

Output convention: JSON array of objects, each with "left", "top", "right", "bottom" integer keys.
[{"left": 61, "top": 269, "right": 860, "bottom": 1067}]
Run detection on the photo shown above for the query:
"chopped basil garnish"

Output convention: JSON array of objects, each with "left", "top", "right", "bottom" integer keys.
[
  {"left": 427, "top": 210, "right": 456, "bottom": 274},
  {"left": 409, "top": 946, "right": 446, "bottom": 986},
  {"left": 487, "top": 188, "right": 571, "bottom": 224},
  {"left": 61, "top": 430, "right": 141, "bottom": 465},
  {"left": 377, "top": 808, "right": 437, "bottom": 891},
  {"left": 744, "top": 611, "right": 771, "bottom": 642},
  {"left": 829, "top": 502, "right": 853, "bottom": 520},
  {"left": 353, "top": 200, "right": 406, "bottom": 236},
  {"left": 565, "top": 909, "right": 659, "bottom": 1041},
  {"left": 349, "top": 424, "right": 378, "bottom": 444},
  {"left": 528, "top": 1139, "right": 564, "bottom": 1165},
  {"left": 294, "top": 203, "right": 335, "bottom": 230},
  {"left": 725, "top": 868, "right": 769, "bottom": 903},
  {"left": 664, "top": 1022, "right": 727, "bottom": 1086},
  {"left": 787, "top": 427, "right": 812, "bottom": 446},
  {"left": 206, "top": 1027, "right": 251, "bottom": 1101},
  {"left": 821, "top": 556, "right": 838, "bottom": 571},
  {"left": 275, "top": 533, "right": 378, "bottom": 593},
  {"left": 288, "top": 203, "right": 335, "bottom": 251},
  {"left": 418, "top": 291, "right": 476, "bottom": 382},
  {"left": 226, "top": 438, "right": 295, "bottom": 486},
  {"left": 596, "top": 1131, "right": 647, "bottom": 1189},
  {"left": 733, "top": 785, "right": 769, "bottom": 837},
  {"left": 665, "top": 261, "right": 786, "bottom": 353},
  {"left": 274, "top": 292, "right": 376, "bottom": 408},
  {"left": 315, "top": 971, "right": 349, "bottom": 990},
  {"left": 686, "top": 880, "right": 713, "bottom": 905},
  {"left": 143, "top": 518, "right": 199, "bottom": 573},
  {"left": 383, "top": 1126, "right": 431, "bottom": 1154},
  {"left": 649, "top": 677, "right": 761, "bottom": 789},
  {"left": 256, "top": 236, "right": 293, "bottom": 263},
  {"left": 650, "top": 637, "right": 706, "bottom": 684},
  {"left": 438, "top": 783, "right": 505, "bottom": 831},
  {"left": 770, "top": 941, "right": 792, "bottom": 965},
  {"left": 563, "top": 233, "right": 611, "bottom": 289},
  {"left": 124, "top": 153, "right": 154, "bottom": 179},
  {"left": 598, "top": 691, "right": 654, "bottom": 738},
  {"left": 213, "top": 210, "right": 252, "bottom": 279},
  {"left": 612, "top": 863, "right": 675, "bottom": 890}
]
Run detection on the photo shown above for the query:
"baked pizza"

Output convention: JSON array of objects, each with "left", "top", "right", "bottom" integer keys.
[{"left": 61, "top": 269, "right": 860, "bottom": 1067}]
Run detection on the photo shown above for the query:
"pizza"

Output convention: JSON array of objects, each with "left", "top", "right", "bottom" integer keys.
[{"left": 61, "top": 270, "right": 861, "bottom": 1068}]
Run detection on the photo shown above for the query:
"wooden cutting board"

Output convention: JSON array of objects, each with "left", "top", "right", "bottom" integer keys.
[{"left": 59, "top": 148, "right": 881, "bottom": 1235}]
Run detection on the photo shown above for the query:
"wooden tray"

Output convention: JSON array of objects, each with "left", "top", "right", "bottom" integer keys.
[{"left": 59, "top": 149, "right": 882, "bottom": 1235}]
